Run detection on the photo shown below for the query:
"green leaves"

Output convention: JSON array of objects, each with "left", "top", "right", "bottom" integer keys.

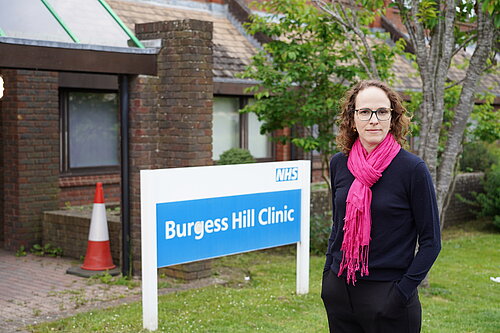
[
  {"left": 471, "top": 91, "right": 500, "bottom": 143},
  {"left": 240, "top": 0, "right": 395, "bottom": 160},
  {"left": 30, "top": 243, "right": 63, "bottom": 257},
  {"left": 416, "top": 0, "right": 439, "bottom": 30},
  {"left": 481, "top": 0, "right": 500, "bottom": 28}
]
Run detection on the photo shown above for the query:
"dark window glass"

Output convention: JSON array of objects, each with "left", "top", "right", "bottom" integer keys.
[{"left": 61, "top": 91, "right": 119, "bottom": 173}]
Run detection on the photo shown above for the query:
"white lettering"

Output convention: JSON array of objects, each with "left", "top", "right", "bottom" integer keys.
[
  {"left": 194, "top": 221, "right": 204, "bottom": 240},
  {"left": 205, "top": 219, "right": 214, "bottom": 233},
  {"left": 187, "top": 221, "right": 195, "bottom": 236},
  {"left": 221, "top": 217, "right": 229, "bottom": 231},
  {"left": 258, "top": 206, "right": 294, "bottom": 225},
  {"left": 165, "top": 217, "right": 230, "bottom": 241},
  {"left": 258, "top": 208, "right": 268, "bottom": 225},
  {"left": 213, "top": 218, "right": 221, "bottom": 232},
  {"left": 276, "top": 168, "right": 286, "bottom": 181},
  {"left": 165, "top": 221, "right": 176, "bottom": 239},
  {"left": 177, "top": 223, "right": 187, "bottom": 237},
  {"left": 232, "top": 211, "right": 242, "bottom": 229}
]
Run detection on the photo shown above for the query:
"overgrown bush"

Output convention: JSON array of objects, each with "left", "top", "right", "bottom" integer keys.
[
  {"left": 459, "top": 141, "right": 498, "bottom": 172},
  {"left": 217, "top": 148, "right": 256, "bottom": 165},
  {"left": 474, "top": 164, "right": 500, "bottom": 229},
  {"left": 310, "top": 213, "right": 332, "bottom": 256}
]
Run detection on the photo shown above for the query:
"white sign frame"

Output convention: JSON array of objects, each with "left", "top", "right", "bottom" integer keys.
[{"left": 141, "top": 161, "right": 310, "bottom": 331}]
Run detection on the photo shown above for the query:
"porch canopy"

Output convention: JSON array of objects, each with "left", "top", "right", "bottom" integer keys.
[{"left": 0, "top": 0, "right": 156, "bottom": 74}]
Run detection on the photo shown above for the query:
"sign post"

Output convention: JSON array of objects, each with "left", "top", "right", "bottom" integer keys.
[{"left": 141, "top": 161, "right": 310, "bottom": 331}]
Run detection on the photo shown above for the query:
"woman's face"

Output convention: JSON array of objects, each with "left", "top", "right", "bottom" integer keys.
[{"left": 353, "top": 86, "right": 392, "bottom": 153}]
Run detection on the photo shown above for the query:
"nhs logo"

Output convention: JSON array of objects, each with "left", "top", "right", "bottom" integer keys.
[{"left": 276, "top": 167, "right": 299, "bottom": 182}]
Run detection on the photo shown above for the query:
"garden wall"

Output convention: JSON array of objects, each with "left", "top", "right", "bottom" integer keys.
[
  {"left": 43, "top": 208, "right": 122, "bottom": 265},
  {"left": 443, "top": 172, "right": 484, "bottom": 227}
]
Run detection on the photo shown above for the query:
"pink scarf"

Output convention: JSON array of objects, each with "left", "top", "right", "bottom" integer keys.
[{"left": 338, "top": 134, "right": 401, "bottom": 284}]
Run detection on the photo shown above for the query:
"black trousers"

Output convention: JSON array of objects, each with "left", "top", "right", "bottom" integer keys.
[{"left": 321, "top": 270, "right": 422, "bottom": 333}]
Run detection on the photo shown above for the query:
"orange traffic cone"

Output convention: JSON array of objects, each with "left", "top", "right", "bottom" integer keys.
[{"left": 81, "top": 182, "right": 116, "bottom": 271}]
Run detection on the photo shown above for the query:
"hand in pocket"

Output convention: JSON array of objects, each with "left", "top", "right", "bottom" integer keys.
[{"left": 381, "top": 283, "right": 407, "bottom": 318}]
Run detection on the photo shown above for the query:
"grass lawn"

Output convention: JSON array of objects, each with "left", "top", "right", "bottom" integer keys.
[{"left": 30, "top": 220, "right": 499, "bottom": 332}]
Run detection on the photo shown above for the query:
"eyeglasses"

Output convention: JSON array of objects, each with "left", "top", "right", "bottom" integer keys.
[{"left": 354, "top": 107, "right": 392, "bottom": 121}]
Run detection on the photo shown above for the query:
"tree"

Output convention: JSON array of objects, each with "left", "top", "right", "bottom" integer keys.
[
  {"left": 240, "top": 0, "right": 399, "bottom": 184},
  {"left": 390, "top": 0, "right": 498, "bottom": 225},
  {"left": 314, "top": 0, "right": 499, "bottom": 226}
]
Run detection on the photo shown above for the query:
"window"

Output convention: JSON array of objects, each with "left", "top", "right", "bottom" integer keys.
[
  {"left": 60, "top": 90, "right": 119, "bottom": 174},
  {"left": 213, "top": 96, "right": 272, "bottom": 160}
]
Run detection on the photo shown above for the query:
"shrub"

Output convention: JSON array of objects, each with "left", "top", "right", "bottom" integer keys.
[
  {"left": 310, "top": 213, "right": 332, "bottom": 256},
  {"left": 474, "top": 163, "right": 500, "bottom": 229},
  {"left": 478, "top": 164, "right": 500, "bottom": 227},
  {"left": 217, "top": 148, "right": 256, "bottom": 165},
  {"left": 459, "top": 141, "right": 498, "bottom": 172}
]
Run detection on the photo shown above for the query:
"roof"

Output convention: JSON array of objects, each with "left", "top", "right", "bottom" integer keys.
[
  {"left": 0, "top": 0, "right": 142, "bottom": 48},
  {"left": 1, "top": 0, "right": 496, "bottom": 97},
  {"left": 107, "top": 0, "right": 258, "bottom": 81},
  {"left": 391, "top": 45, "right": 499, "bottom": 98}
]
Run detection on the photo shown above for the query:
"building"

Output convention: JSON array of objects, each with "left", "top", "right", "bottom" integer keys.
[{"left": 0, "top": 0, "right": 498, "bottom": 277}]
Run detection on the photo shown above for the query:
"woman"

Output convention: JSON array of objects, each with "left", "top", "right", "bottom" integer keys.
[{"left": 321, "top": 80, "right": 441, "bottom": 333}]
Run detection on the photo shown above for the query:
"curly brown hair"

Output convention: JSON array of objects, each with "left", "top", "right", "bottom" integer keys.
[{"left": 336, "top": 80, "right": 411, "bottom": 154}]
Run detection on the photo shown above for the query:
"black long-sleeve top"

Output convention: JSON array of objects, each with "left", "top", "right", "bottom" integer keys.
[{"left": 324, "top": 149, "right": 441, "bottom": 300}]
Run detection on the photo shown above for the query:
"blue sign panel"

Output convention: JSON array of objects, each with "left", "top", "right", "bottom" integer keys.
[{"left": 156, "top": 189, "right": 301, "bottom": 268}]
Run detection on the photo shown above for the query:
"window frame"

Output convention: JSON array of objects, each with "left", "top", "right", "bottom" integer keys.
[
  {"left": 59, "top": 88, "right": 120, "bottom": 176},
  {"left": 213, "top": 95, "right": 274, "bottom": 162}
]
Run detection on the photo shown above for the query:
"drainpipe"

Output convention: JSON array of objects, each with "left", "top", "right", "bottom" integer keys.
[{"left": 119, "top": 75, "right": 131, "bottom": 277}]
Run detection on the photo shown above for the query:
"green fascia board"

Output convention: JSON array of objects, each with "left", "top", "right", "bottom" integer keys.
[
  {"left": 40, "top": 0, "right": 80, "bottom": 43},
  {"left": 98, "top": 0, "right": 145, "bottom": 49}
]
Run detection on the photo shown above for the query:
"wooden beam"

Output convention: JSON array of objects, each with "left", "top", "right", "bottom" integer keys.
[
  {"left": 0, "top": 42, "right": 157, "bottom": 75},
  {"left": 214, "top": 81, "right": 256, "bottom": 96}
]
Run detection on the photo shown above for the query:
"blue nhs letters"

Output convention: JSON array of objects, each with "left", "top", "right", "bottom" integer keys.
[
  {"left": 275, "top": 167, "right": 299, "bottom": 182},
  {"left": 156, "top": 189, "right": 301, "bottom": 268}
]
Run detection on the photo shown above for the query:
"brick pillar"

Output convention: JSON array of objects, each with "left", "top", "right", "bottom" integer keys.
[
  {"left": 129, "top": 19, "right": 214, "bottom": 277},
  {"left": 0, "top": 69, "right": 60, "bottom": 251},
  {"left": 275, "top": 128, "right": 291, "bottom": 161}
]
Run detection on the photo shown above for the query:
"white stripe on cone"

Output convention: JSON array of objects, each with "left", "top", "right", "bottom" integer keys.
[{"left": 88, "top": 203, "right": 109, "bottom": 242}]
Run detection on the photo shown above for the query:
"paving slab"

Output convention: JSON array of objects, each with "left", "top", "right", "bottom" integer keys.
[{"left": 0, "top": 249, "right": 222, "bottom": 332}]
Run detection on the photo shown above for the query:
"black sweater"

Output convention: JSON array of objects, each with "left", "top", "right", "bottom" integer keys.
[{"left": 324, "top": 149, "right": 441, "bottom": 300}]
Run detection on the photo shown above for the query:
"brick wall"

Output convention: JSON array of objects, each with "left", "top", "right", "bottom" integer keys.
[
  {"left": 443, "top": 172, "right": 484, "bottom": 227},
  {"left": 129, "top": 19, "right": 214, "bottom": 277},
  {"left": 43, "top": 209, "right": 121, "bottom": 264},
  {"left": 59, "top": 174, "right": 121, "bottom": 207},
  {"left": 0, "top": 69, "right": 60, "bottom": 250},
  {"left": 310, "top": 187, "right": 331, "bottom": 218}
]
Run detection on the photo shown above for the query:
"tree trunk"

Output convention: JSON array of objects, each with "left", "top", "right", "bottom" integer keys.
[
  {"left": 399, "top": 0, "right": 497, "bottom": 227},
  {"left": 436, "top": 9, "right": 496, "bottom": 223}
]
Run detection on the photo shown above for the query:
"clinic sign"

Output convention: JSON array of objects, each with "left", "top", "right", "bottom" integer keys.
[
  {"left": 141, "top": 161, "right": 310, "bottom": 331},
  {"left": 156, "top": 190, "right": 301, "bottom": 267}
]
